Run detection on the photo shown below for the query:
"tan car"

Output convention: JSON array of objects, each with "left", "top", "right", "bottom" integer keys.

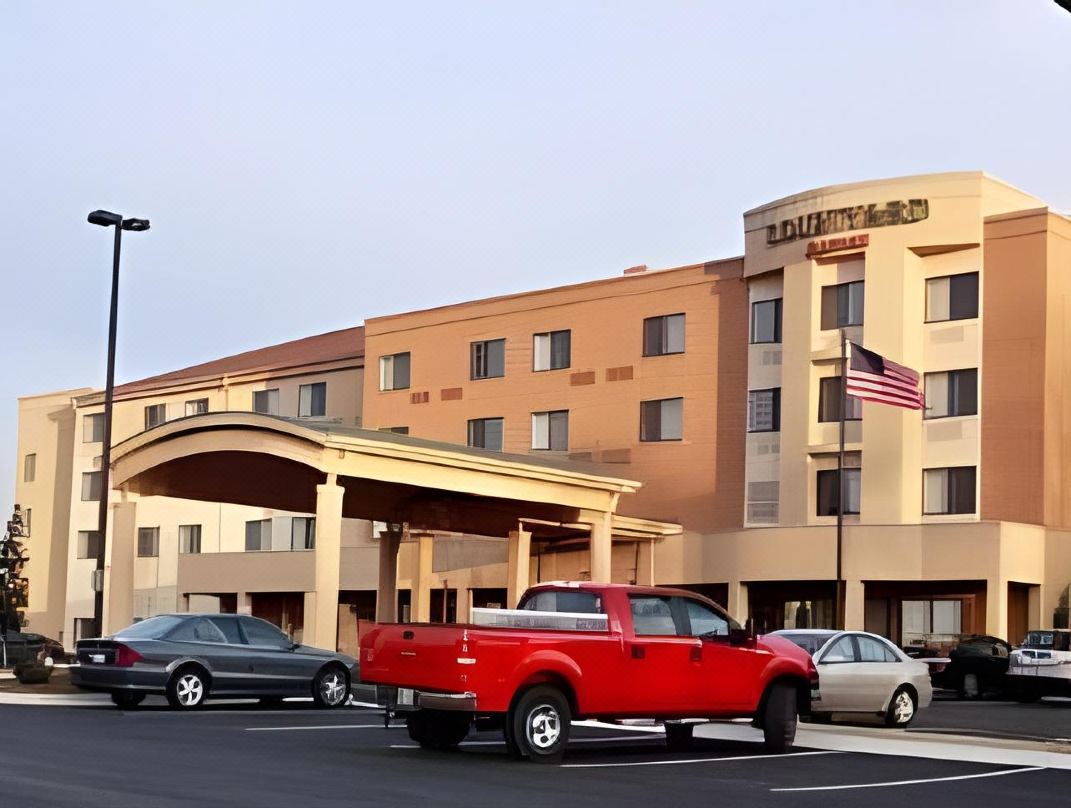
[{"left": 773, "top": 629, "right": 933, "bottom": 727}]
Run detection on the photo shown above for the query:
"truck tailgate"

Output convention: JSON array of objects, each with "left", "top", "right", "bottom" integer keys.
[{"left": 361, "top": 623, "right": 471, "bottom": 692}]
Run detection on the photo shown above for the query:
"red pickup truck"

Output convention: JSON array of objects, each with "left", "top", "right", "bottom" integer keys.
[{"left": 359, "top": 582, "right": 817, "bottom": 762}]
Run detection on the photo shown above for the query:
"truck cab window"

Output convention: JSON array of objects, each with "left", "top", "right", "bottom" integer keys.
[
  {"left": 519, "top": 590, "right": 602, "bottom": 614},
  {"left": 629, "top": 596, "right": 678, "bottom": 636},
  {"left": 683, "top": 599, "right": 729, "bottom": 637}
]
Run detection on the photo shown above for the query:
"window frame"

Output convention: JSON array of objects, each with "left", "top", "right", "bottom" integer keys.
[
  {"left": 467, "top": 417, "right": 504, "bottom": 451},
  {"left": 252, "top": 388, "right": 280, "bottom": 416},
  {"left": 923, "top": 466, "right": 977, "bottom": 515},
  {"left": 136, "top": 526, "right": 160, "bottom": 558},
  {"left": 923, "top": 368, "right": 978, "bottom": 420},
  {"left": 532, "top": 330, "right": 571, "bottom": 372},
  {"left": 379, "top": 353, "right": 412, "bottom": 391},
  {"left": 750, "top": 298, "right": 783, "bottom": 344},
  {"left": 820, "top": 280, "right": 865, "bottom": 330},
  {"left": 184, "top": 398, "right": 209, "bottom": 417},
  {"left": 291, "top": 517, "right": 316, "bottom": 550},
  {"left": 816, "top": 468, "right": 861, "bottom": 516},
  {"left": 747, "top": 388, "right": 781, "bottom": 433},
  {"left": 81, "top": 471, "right": 102, "bottom": 502},
  {"left": 643, "top": 313, "right": 686, "bottom": 357},
  {"left": 23, "top": 453, "right": 36, "bottom": 483},
  {"left": 244, "top": 519, "right": 272, "bottom": 552},
  {"left": 925, "top": 272, "right": 979, "bottom": 324},
  {"left": 640, "top": 397, "right": 684, "bottom": 442},
  {"left": 144, "top": 404, "right": 167, "bottom": 430},
  {"left": 77, "top": 530, "right": 103, "bottom": 560},
  {"left": 818, "top": 377, "right": 862, "bottom": 423},
  {"left": 298, "top": 381, "right": 327, "bottom": 418},
  {"left": 470, "top": 339, "right": 506, "bottom": 380},
  {"left": 83, "top": 413, "right": 105, "bottom": 443},
  {"left": 178, "top": 524, "right": 202, "bottom": 555},
  {"left": 531, "top": 410, "right": 569, "bottom": 451}
]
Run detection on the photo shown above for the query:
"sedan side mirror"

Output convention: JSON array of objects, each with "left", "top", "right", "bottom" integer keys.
[{"left": 290, "top": 641, "right": 301, "bottom": 651}]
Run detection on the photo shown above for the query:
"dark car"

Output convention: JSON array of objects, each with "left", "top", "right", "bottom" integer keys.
[
  {"left": 922, "top": 634, "right": 1011, "bottom": 698},
  {"left": 70, "top": 614, "right": 358, "bottom": 710},
  {"left": 0, "top": 631, "right": 66, "bottom": 667}
]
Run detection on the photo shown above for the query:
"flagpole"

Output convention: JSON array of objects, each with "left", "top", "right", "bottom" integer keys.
[{"left": 836, "top": 329, "right": 847, "bottom": 631}]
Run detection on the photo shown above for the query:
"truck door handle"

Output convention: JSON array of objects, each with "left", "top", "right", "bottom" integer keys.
[
  {"left": 631, "top": 645, "right": 645, "bottom": 660},
  {"left": 690, "top": 646, "right": 702, "bottom": 662},
  {"left": 403, "top": 631, "right": 414, "bottom": 640}
]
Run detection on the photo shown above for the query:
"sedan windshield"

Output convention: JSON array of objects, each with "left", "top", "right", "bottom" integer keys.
[{"left": 113, "top": 615, "right": 186, "bottom": 639}]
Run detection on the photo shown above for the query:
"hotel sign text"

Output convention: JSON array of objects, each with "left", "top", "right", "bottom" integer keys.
[
  {"left": 766, "top": 199, "right": 929, "bottom": 245},
  {"left": 805, "top": 234, "right": 869, "bottom": 258}
]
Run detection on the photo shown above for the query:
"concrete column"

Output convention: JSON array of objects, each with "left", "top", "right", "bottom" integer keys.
[
  {"left": 301, "top": 592, "right": 317, "bottom": 645},
  {"left": 1028, "top": 584, "right": 1045, "bottom": 631},
  {"left": 727, "top": 580, "right": 749, "bottom": 626},
  {"left": 986, "top": 578, "right": 1008, "bottom": 638},
  {"left": 309, "top": 474, "right": 344, "bottom": 650},
  {"left": 507, "top": 528, "right": 532, "bottom": 608},
  {"left": 588, "top": 512, "right": 613, "bottom": 583},
  {"left": 103, "top": 499, "right": 136, "bottom": 635},
  {"left": 410, "top": 534, "right": 434, "bottom": 623},
  {"left": 844, "top": 580, "right": 866, "bottom": 631},
  {"left": 636, "top": 542, "right": 655, "bottom": 586},
  {"left": 236, "top": 592, "right": 253, "bottom": 615},
  {"left": 458, "top": 588, "right": 473, "bottom": 623},
  {"left": 375, "top": 526, "right": 402, "bottom": 623}
]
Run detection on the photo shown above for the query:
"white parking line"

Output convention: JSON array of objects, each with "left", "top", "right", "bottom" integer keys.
[
  {"left": 562, "top": 750, "right": 841, "bottom": 769},
  {"left": 247, "top": 724, "right": 403, "bottom": 732},
  {"left": 770, "top": 766, "right": 1046, "bottom": 792},
  {"left": 390, "top": 735, "right": 667, "bottom": 750}
]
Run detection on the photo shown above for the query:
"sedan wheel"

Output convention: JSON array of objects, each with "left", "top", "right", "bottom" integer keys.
[
  {"left": 313, "top": 667, "right": 349, "bottom": 708},
  {"left": 884, "top": 687, "right": 916, "bottom": 727},
  {"left": 167, "top": 668, "right": 208, "bottom": 710}
]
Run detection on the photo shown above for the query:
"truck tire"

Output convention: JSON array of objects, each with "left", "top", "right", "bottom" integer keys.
[
  {"left": 407, "top": 710, "right": 470, "bottom": 750},
  {"left": 664, "top": 722, "right": 694, "bottom": 752},
  {"left": 509, "top": 685, "right": 571, "bottom": 763},
  {"left": 761, "top": 683, "right": 797, "bottom": 754}
]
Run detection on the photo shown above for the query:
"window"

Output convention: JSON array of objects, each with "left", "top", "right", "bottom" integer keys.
[
  {"left": 821, "top": 636, "right": 857, "bottom": 663},
  {"left": 208, "top": 617, "right": 243, "bottom": 644},
  {"left": 81, "top": 471, "right": 102, "bottom": 502},
  {"left": 643, "top": 314, "right": 685, "bottom": 356},
  {"left": 245, "top": 519, "right": 272, "bottom": 552},
  {"left": 23, "top": 453, "right": 36, "bottom": 483},
  {"left": 640, "top": 398, "right": 684, "bottom": 441},
  {"left": 902, "top": 600, "right": 962, "bottom": 645},
  {"left": 629, "top": 596, "right": 678, "bottom": 636},
  {"left": 84, "top": 413, "right": 105, "bottom": 443},
  {"left": 471, "top": 339, "right": 506, "bottom": 380},
  {"left": 137, "top": 527, "right": 159, "bottom": 558},
  {"left": 253, "top": 388, "right": 280, "bottom": 415},
  {"left": 379, "top": 353, "right": 411, "bottom": 391},
  {"left": 77, "top": 530, "right": 102, "bottom": 560},
  {"left": 380, "top": 426, "right": 410, "bottom": 435},
  {"left": 144, "top": 404, "right": 167, "bottom": 430},
  {"left": 179, "top": 524, "right": 202, "bottom": 554},
  {"left": 683, "top": 599, "right": 730, "bottom": 637},
  {"left": 750, "top": 299, "right": 782, "bottom": 344},
  {"left": 820, "top": 281, "right": 865, "bottom": 330},
  {"left": 519, "top": 590, "right": 603, "bottom": 614},
  {"left": 927, "top": 272, "right": 979, "bottom": 322},
  {"left": 168, "top": 617, "right": 227, "bottom": 644},
  {"left": 23, "top": 508, "right": 31, "bottom": 537},
  {"left": 533, "top": 330, "right": 571, "bottom": 371},
  {"left": 924, "top": 369, "right": 977, "bottom": 419},
  {"left": 924, "top": 466, "right": 976, "bottom": 515},
  {"left": 184, "top": 398, "right": 208, "bottom": 416},
  {"left": 818, "top": 377, "right": 862, "bottom": 422},
  {"left": 291, "top": 517, "right": 316, "bottom": 550},
  {"left": 817, "top": 468, "right": 861, "bottom": 516},
  {"left": 298, "top": 382, "right": 326, "bottom": 417},
  {"left": 74, "top": 618, "right": 97, "bottom": 643},
  {"left": 857, "top": 635, "right": 899, "bottom": 663},
  {"left": 531, "top": 410, "right": 568, "bottom": 451},
  {"left": 468, "top": 418, "right": 504, "bottom": 451},
  {"left": 240, "top": 617, "right": 291, "bottom": 648},
  {"left": 748, "top": 389, "right": 780, "bottom": 432}
]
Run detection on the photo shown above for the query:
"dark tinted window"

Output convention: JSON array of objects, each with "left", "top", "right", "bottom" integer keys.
[
  {"left": 780, "top": 633, "right": 835, "bottom": 655},
  {"left": 167, "top": 617, "right": 227, "bottom": 644},
  {"left": 241, "top": 618, "right": 291, "bottom": 648},
  {"left": 209, "top": 617, "right": 244, "bottom": 644},
  {"left": 115, "top": 615, "right": 185, "bottom": 639},
  {"left": 751, "top": 299, "right": 782, "bottom": 343},
  {"left": 519, "top": 590, "right": 602, "bottom": 614}
]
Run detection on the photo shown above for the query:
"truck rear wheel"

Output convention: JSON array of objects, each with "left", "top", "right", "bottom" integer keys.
[
  {"left": 761, "top": 683, "right": 798, "bottom": 754},
  {"left": 664, "top": 722, "right": 694, "bottom": 752},
  {"left": 508, "top": 685, "right": 571, "bottom": 763}
]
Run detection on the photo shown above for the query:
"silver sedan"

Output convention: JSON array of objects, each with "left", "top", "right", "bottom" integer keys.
[
  {"left": 773, "top": 629, "right": 933, "bottom": 727},
  {"left": 71, "top": 613, "right": 358, "bottom": 710}
]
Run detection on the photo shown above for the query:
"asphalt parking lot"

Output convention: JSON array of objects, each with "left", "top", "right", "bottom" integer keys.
[{"left": 1, "top": 698, "right": 1069, "bottom": 807}]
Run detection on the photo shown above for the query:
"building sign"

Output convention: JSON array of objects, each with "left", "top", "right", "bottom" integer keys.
[
  {"left": 805, "top": 234, "right": 869, "bottom": 258},
  {"left": 766, "top": 199, "right": 929, "bottom": 245}
]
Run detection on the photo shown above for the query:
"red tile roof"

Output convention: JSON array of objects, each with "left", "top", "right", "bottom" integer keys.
[{"left": 113, "top": 325, "right": 364, "bottom": 396}]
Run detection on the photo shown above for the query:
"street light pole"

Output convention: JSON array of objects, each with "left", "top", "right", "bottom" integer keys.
[{"left": 87, "top": 210, "right": 149, "bottom": 638}]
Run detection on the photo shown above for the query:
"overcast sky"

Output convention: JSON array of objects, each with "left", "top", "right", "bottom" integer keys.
[{"left": 2, "top": 1, "right": 1069, "bottom": 505}]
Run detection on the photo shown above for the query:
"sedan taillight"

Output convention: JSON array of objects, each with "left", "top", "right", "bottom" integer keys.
[{"left": 114, "top": 644, "right": 143, "bottom": 667}]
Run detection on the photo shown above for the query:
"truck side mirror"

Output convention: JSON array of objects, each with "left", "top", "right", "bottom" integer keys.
[{"left": 728, "top": 627, "right": 750, "bottom": 647}]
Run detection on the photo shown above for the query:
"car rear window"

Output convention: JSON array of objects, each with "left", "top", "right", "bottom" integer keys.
[
  {"left": 114, "top": 615, "right": 185, "bottom": 639},
  {"left": 518, "top": 590, "right": 602, "bottom": 614}
]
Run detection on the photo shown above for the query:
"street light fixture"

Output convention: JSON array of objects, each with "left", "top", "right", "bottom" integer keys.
[{"left": 87, "top": 209, "right": 150, "bottom": 638}]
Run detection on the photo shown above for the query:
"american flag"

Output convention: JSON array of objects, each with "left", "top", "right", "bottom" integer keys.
[{"left": 845, "top": 343, "right": 924, "bottom": 410}]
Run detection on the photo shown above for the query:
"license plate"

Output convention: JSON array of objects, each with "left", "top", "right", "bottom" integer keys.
[
  {"left": 90, "top": 654, "right": 106, "bottom": 664},
  {"left": 397, "top": 688, "right": 415, "bottom": 706}
]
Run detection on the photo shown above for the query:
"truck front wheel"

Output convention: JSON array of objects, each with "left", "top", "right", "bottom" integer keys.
[
  {"left": 761, "top": 683, "right": 798, "bottom": 754},
  {"left": 508, "top": 685, "right": 571, "bottom": 763}
]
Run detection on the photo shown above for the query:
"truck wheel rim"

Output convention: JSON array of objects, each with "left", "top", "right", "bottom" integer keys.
[
  {"left": 177, "top": 674, "right": 203, "bottom": 706},
  {"left": 526, "top": 705, "right": 561, "bottom": 750},
  {"left": 320, "top": 672, "right": 346, "bottom": 705},
  {"left": 893, "top": 691, "right": 913, "bottom": 723}
]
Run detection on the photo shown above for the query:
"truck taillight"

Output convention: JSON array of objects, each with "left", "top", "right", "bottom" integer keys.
[{"left": 114, "top": 644, "right": 143, "bottom": 667}]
